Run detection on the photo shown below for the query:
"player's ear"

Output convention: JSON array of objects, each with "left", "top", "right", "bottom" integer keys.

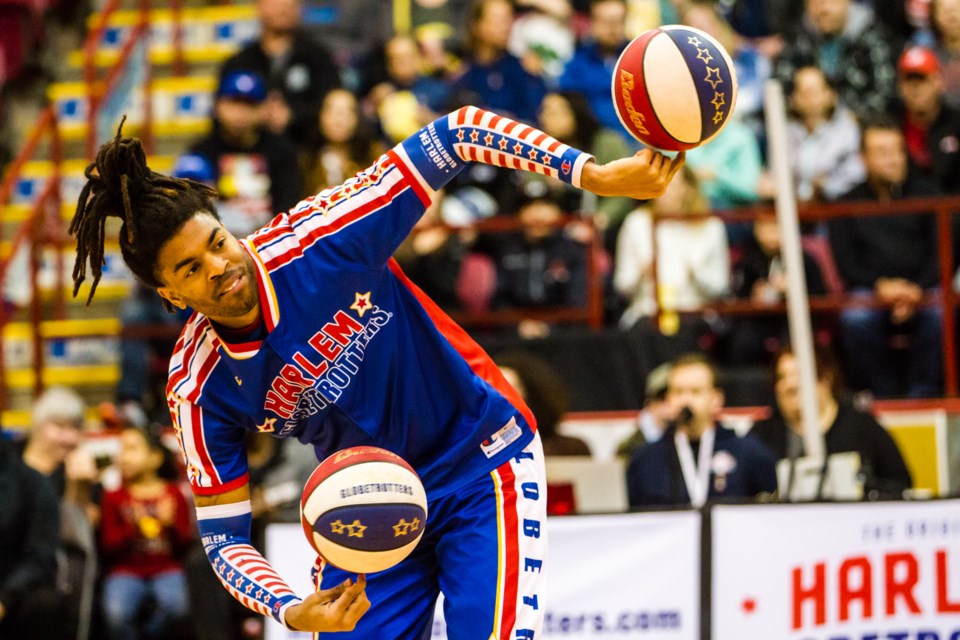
[{"left": 158, "top": 287, "right": 187, "bottom": 310}]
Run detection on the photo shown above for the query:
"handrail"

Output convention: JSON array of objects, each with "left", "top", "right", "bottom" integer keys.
[
  {"left": 0, "top": 106, "right": 63, "bottom": 410},
  {"left": 84, "top": 0, "right": 153, "bottom": 159}
]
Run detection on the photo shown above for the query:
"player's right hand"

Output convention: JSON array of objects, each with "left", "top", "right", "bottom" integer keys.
[{"left": 285, "top": 574, "right": 370, "bottom": 632}]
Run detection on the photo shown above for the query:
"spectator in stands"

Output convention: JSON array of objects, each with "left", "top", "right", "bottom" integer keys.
[
  {"left": 190, "top": 71, "right": 303, "bottom": 238},
  {"left": 920, "top": 0, "right": 960, "bottom": 109},
  {"left": 829, "top": 117, "right": 943, "bottom": 398},
  {"left": 302, "top": 88, "right": 385, "bottom": 194},
  {"left": 557, "top": 0, "right": 632, "bottom": 142},
  {"left": 526, "top": 91, "right": 634, "bottom": 241},
  {"left": 724, "top": 212, "right": 827, "bottom": 365},
  {"left": 757, "top": 65, "right": 865, "bottom": 203},
  {"left": 773, "top": 0, "right": 898, "bottom": 119},
  {"left": 394, "top": 190, "right": 477, "bottom": 311},
  {"left": 617, "top": 361, "right": 673, "bottom": 458},
  {"left": 508, "top": 0, "right": 575, "bottom": 82},
  {"left": 680, "top": 0, "right": 772, "bottom": 147},
  {"left": 614, "top": 166, "right": 728, "bottom": 364},
  {"left": 626, "top": 354, "right": 778, "bottom": 508},
  {"left": 750, "top": 346, "right": 913, "bottom": 499},
  {"left": 99, "top": 425, "right": 192, "bottom": 640},
  {"left": 449, "top": 0, "right": 547, "bottom": 124},
  {"left": 491, "top": 196, "right": 589, "bottom": 330},
  {"left": 219, "top": 0, "right": 341, "bottom": 146},
  {"left": 495, "top": 350, "right": 591, "bottom": 456},
  {"left": 0, "top": 436, "right": 66, "bottom": 640},
  {"left": 367, "top": 35, "right": 452, "bottom": 145},
  {"left": 20, "top": 387, "right": 100, "bottom": 520},
  {"left": 896, "top": 45, "right": 960, "bottom": 193}
]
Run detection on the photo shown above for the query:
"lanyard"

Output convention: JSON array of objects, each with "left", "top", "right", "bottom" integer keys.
[{"left": 675, "top": 426, "right": 715, "bottom": 508}]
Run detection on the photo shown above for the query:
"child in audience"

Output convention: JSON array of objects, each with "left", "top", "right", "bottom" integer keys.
[{"left": 99, "top": 426, "right": 193, "bottom": 640}]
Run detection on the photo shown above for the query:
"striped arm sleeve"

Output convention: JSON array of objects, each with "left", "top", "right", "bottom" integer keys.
[
  {"left": 197, "top": 501, "right": 302, "bottom": 627},
  {"left": 394, "top": 106, "right": 595, "bottom": 193}
]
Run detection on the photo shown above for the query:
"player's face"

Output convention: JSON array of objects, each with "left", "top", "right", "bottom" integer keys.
[
  {"left": 155, "top": 213, "right": 260, "bottom": 328},
  {"left": 666, "top": 364, "right": 723, "bottom": 432}
]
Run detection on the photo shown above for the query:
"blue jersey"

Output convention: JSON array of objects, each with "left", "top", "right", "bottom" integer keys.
[{"left": 167, "top": 106, "right": 593, "bottom": 501}]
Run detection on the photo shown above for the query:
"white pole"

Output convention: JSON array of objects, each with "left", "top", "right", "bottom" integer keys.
[{"left": 763, "top": 80, "right": 824, "bottom": 462}]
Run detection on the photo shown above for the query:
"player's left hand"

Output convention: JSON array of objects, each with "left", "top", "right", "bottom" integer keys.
[{"left": 580, "top": 149, "right": 685, "bottom": 200}]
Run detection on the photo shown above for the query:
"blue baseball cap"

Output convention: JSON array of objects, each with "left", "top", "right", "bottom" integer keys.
[
  {"left": 217, "top": 70, "right": 267, "bottom": 103},
  {"left": 172, "top": 153, "right": 215, "bottom": 183}
]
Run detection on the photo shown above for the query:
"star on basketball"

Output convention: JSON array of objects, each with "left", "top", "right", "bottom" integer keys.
[
  {"left": 713, "top": 110, "right": 725, "bottom": 124},
  {"left": 704, "top": 66, "right": 723, "bottom": 89},
  {"left": 393, "top": 517, "right": 421, "bottom": 537},
  {"left": 687, "top": 35, "right": 702, "bottom": 46},
  {"left": 351, "top": 291, "right": 372, "bottom": 317},
  {"left": 711, "top": 91, "right": 725, "bottom": 110},
  {"left": 696, "top": 47, "right": 713, "bottom": 64}
]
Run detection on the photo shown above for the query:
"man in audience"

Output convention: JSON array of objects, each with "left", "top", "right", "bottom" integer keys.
[
  {"left": 626, "top": 354, "right": 778, "bottom": 508},
  {"left": 773, "top": 0, "right": 898, "bottom": 119},
  {"left": 896, "top": 45, "right": 960, "bottom": 194},
  {"left": 189, "top": 70, "right": 302, "bottom": 238},
  {"left": 0, "top": 435, "right": 66, "bottom": 639},
  {"left": 558, "top": 0, "right": 631, "bottom": 142},
  {"left": 617, "top": 362, "right": 673, "bottom": 458},
  {"left": 219, "top": 0, "right": 341, "bottom": 146},
  {"left": 829, "top": 117, "right": 943, "bottom": 398}
]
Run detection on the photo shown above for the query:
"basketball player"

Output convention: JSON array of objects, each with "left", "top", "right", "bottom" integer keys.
[{"left": 69, "top": 107, "right": 682, "bottom": 637}]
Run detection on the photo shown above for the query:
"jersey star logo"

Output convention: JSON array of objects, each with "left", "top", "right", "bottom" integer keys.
[
  {"left": 393, "top": 517, "right": 421, "bottom": 537},
  {"left": 704, "top": 66, "right": 723, "bottom": 89},
  {"left": 456, "top": 128, "right": 465, "bottom": 142},
  {"left": 166, "top": 394, "right": 180, "bottom": 411},
  {"left": 469, "top": 129, "right": 479, "bottom": 143},
  {"left": 527, "top": 148, "right": 539, "bottom": 160},
  {"left": 687, "top": 35, "right": 702, "bottom": 46},
  {"left": 513, "top": 141, "right": 524, "bottom": 155},
  {"left": 711, "top": 91, "right": 725, "bottom": 110},
  {"left": 256, "top": 417, "right": 276, "bottom": 433},
  {"left": 234, "top": 575, "right": 244, "bottom": 588},
  {"left": 226, "top": 569, "right": 235, "bottom": 581},
  {"left": 350, "top": 291, "right": 372, "bottom": 317},
  {"left": 483, "top": 132, "right": 494, "bottom": 146},
  {"left": 696, "top": 46, "right": 713, "bottom": 64},
  {"left": 541, "top": 152, "right": 552, "bottom": 165},
  {"left": 498, "top": 136, "right": 508, "bottom": 150},
  {"left": 255, "top": 589, "right": 264, "bottom": 600},
  {"left": 245, "top": 584, "right": 254, "bottom": 594}
]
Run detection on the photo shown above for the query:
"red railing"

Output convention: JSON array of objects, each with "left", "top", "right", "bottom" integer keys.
[
  {"left": 83, "top": 0, "right": 153, "bottom": 158},
  {"left": 649, "top": 196, "right": 960, "bottom": 396},
  {"left": 0, "top": 106, "right": 63, "bottom": 407}
]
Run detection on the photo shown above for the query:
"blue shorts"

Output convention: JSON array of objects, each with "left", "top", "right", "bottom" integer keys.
[{"left": 314, "top": 434, "right": 547, "bottom": 640}]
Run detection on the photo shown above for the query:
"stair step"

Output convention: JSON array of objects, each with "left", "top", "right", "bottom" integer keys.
[
  {"left": 69, "top": 5, "right": 258, "bottom": 70},
  {"left": 49, "top": 76, "right": 216, "bottom": 142}
]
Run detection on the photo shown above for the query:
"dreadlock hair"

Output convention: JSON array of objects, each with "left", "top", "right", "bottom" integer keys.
[{"left": 70, "top": 118, "right": 219, "bottom": 307}]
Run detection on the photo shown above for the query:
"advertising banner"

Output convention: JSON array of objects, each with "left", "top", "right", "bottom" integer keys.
[{"left": 712, "top": 500, "right": 960, "bottom": 640}]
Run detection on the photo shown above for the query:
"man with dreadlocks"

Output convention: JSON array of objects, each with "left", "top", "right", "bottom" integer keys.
[{"left": 71, "top": 108, "right": 683, "bottom": 636}]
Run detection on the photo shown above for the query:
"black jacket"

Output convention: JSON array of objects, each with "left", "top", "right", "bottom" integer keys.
[
  {"left": 219, "top": 30, "right": 341, "bottom": 146},
  {"left": 897, "top": 101, "right": 960, "bottom": 195},
  {"left": 0, "top": 440, "right": 60, "bottom": 615},
  {"left": 829, "top": 174, "right": 940, "bottom": 290},
  {"left": 749, "top": 401, "right": 913, "bottom": 498}
]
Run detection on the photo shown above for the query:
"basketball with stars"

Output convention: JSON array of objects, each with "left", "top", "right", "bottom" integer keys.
[
  {"left": 300, "top": 446, "right": 428, "bottom": 573},
  {"left": 612, "top": 25, "right": 738, "bottom": 151}
]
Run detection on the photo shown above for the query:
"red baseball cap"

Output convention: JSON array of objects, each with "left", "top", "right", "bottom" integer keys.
[{"left": 898, "top": 46, "right": 940, "bottom": 76}]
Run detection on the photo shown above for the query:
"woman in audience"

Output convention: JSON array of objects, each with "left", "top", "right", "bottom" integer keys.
[
  {"left": 749, "top": 346, "right": 913, "bottom": 500},
  {"left": 301, "top": 88, "right": 385, "bottom": 195},
  {"left": 756, "top": 66, "right": 865, "bottom": 204},
  {"left": 99, "top": 425, "right": 193, "bottom": 640}
]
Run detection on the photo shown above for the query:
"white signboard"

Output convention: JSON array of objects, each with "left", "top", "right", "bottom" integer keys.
[
  {"left": 712, "top": 500, "right": 960, "bottom": 640},
  {"left": 266, "top": 511, "right": 700, "bottom": 640}
]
